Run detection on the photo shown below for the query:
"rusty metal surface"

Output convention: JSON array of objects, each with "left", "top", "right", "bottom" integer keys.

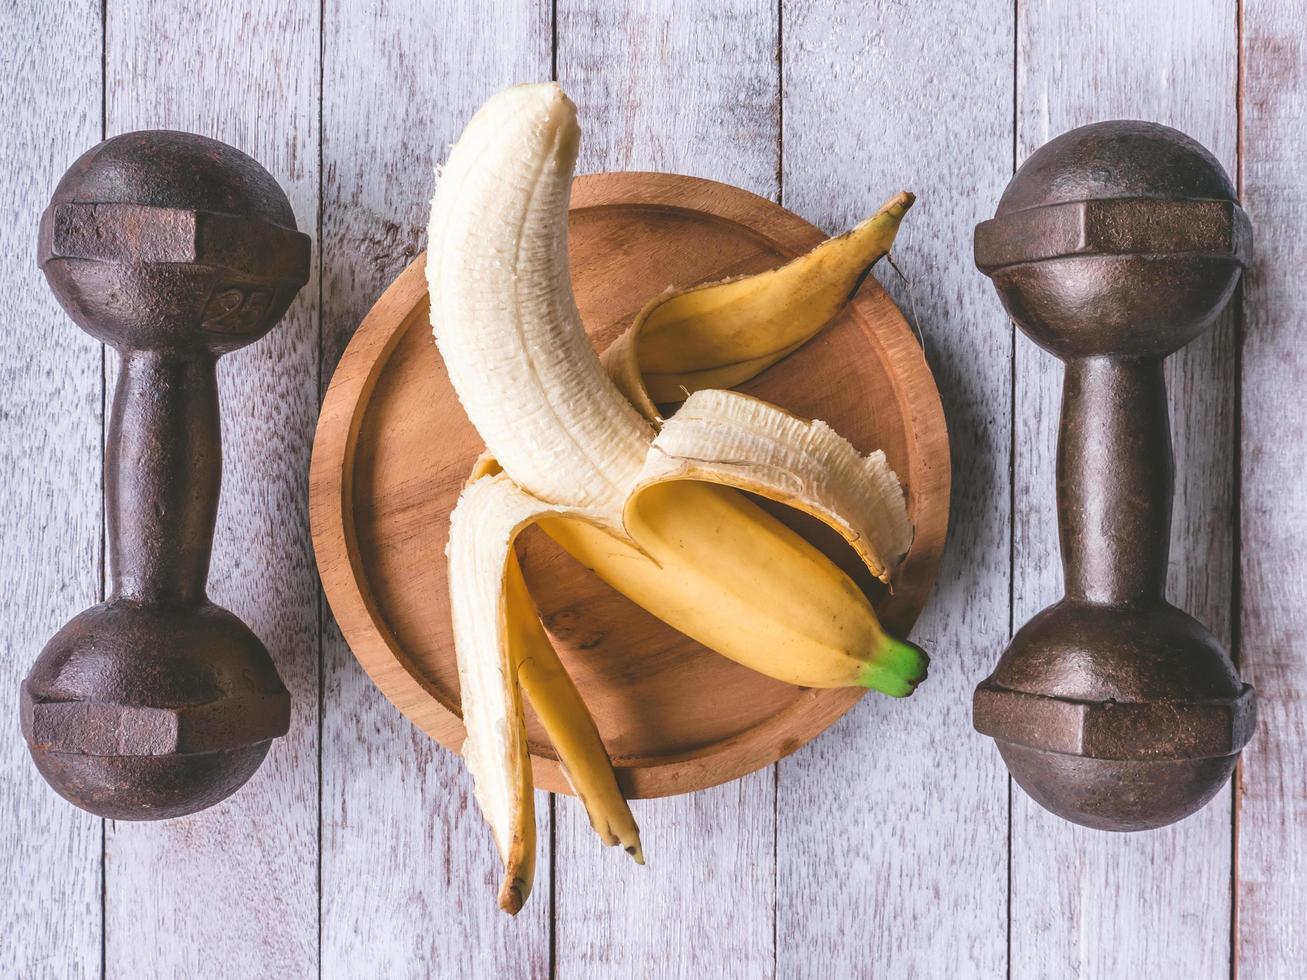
[
  {"left": 21, "top": 130, "right": 309, "bottom": 820},
  {"left": 972, "top": 120, "right": 1254, "bottom": 831}
]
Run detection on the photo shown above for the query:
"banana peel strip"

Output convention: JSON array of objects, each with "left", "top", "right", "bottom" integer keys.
[
  {"left": 506, "top": 550, "right": 644, "bottom": 867},
  {"left": 604, "top": 191, "right": 915, "bottom": 422},
  {"left": 629, "top": 389, "right": 913, "bottom": 584},
  {"left": 446, "top": 474, "right": 556, "bottom": 914},
  {"left": 447, "top": 470, "right": 642, "bottom": 914}
]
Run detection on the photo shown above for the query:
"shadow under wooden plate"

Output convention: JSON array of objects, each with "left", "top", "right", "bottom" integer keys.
[{"left": 310, "top": 172, "right": 949, "bottom": 798}]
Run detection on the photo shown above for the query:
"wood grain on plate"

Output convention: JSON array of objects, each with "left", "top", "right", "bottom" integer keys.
[{"left": 311, "top": 171, "right": 949, "bottom": 799}]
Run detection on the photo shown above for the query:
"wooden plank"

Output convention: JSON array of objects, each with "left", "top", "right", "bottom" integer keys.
[
  {"left": 0, "top": 1, "right": 104, "bottom": 977},
  {"left": 1237, "top": 3, "right": 1307, "bottom": 975},
  {"left": 552, "top": 2, "right": 780, "bottom": 976},
  {"left": 101, "top": 2, "right": 321, "bottom": 976},
  {"left": 777, "top": 2, "right": 1012, "bottom": 977},
  {"left": 318, "top": 3, "right": 553, "bottom": 977},
  {"left": 1011, "top": 3, "right": 1238, "bottom": 977}
]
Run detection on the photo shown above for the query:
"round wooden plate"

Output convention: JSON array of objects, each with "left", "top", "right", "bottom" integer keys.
[{"left": 310, "top": 172, "right": 949, "bottom": 799}]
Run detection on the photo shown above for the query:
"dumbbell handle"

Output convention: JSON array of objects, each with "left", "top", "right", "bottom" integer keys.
[
  {"left": 107, "top": 349, "right": 220, "bottom": 605},
  {"left": 1058, "top": 356, "right": 1173, "bottom": 606}
]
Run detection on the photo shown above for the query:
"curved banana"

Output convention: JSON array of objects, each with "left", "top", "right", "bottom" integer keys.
[{"left": 430, "top": 82, "right": 923, "bottom": 912}]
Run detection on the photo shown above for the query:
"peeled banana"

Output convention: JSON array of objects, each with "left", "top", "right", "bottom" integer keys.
[{"left": 428, "top": 82, "right": 923, "bottom": 913}]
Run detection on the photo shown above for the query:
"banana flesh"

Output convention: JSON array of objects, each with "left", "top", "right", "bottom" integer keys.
[
  {"left": 430, "top": 82, "right": 922, "bottom": 912},
  {"left": 428, "top": 83, "right": 649, "bottom": 523}
]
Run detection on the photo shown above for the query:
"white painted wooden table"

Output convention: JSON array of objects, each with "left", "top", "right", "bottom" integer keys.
[{"left": 3, "top": 1, "right": 1303, "bottom": 977}]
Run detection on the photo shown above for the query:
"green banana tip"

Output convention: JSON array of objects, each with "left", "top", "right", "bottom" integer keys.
[{"left": 857, "top": 634, "right": 929, "bottom": 698}]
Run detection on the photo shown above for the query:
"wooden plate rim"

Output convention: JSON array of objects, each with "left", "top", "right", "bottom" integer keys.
[{"left": 309, "top": 171, "right": 950, "bottom": 799}]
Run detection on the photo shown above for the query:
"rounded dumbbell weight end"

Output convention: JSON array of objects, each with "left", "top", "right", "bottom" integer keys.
[
  {"left": 975, "top": 120, "right": 1251, "bottom": 359},
  {"left": 39, "top": 129, "right": 309, "bottom": 353},
  {"left": 21, "top": 601, "right": 290, "bottom": 820},
  {"left": 974, "top": 601, "right": 1254, "bottom": 831}
]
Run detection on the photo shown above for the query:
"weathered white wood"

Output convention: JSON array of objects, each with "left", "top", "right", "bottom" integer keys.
[
  {"left": 12, "top": 2, "right": 1307, "bottom": 975},
  {"left": 777, "top": 2, "right": 1012, "bottom": 977},
  {"left": 1011, "top": 3, "right": 1238, "bottom": 977},
  {"left": 1238, "top": 5, "right": 1307, "bottom": 976},
  {"left": 319, "top": 2, "right": 554, "bottom": 976},
  {"left": 101, "top": 2, "right": 321, "bottom": 976},
  {"left": 553, "top": 3, "right": 779, "bottom": 977},
  {"left": 0, "top": 2, "right": 104, "bottom": 977}
]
